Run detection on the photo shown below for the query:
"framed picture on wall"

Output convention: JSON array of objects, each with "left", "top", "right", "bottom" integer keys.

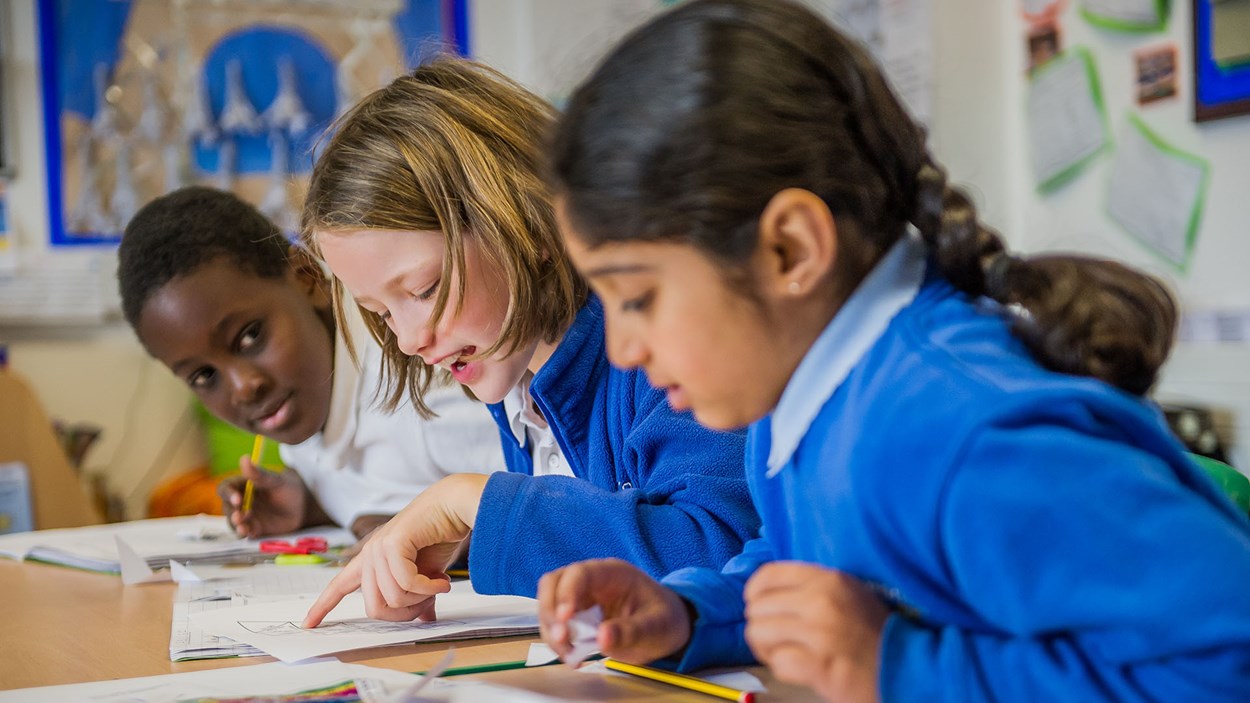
[
  {"left": 37, "top": 0, "right": 467, "bottom": 247},
  {"left": 1192, "top": 0, "right": 1250, "bottom": 122}
]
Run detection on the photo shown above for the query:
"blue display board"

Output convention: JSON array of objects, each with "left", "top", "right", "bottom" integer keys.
[
  {"left": 1193, "top": 0, "right": 1250, "bottom": 122},
  {"left": 37, "top": 0, "right": 469, "bottom": 246}
]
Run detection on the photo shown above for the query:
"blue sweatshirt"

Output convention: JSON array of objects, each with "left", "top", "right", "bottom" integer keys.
[
  {"left": 468, "top": 297, "right": 759, "bottom": 597},
  {"left": 664, "top": 235, "right": 1250, "bottom": 701}
]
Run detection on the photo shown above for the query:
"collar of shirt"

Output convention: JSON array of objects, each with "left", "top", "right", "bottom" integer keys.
[
  {"left": 766, "top": 231, "right": 928, "bottom": 477},
  {"left": 502, "top": 369, "right": 548, "bottom": 446}
]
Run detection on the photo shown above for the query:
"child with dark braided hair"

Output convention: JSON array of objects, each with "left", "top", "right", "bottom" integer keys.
[{"left": 536, "top": 1, "right": 1250, "bottom": 701}]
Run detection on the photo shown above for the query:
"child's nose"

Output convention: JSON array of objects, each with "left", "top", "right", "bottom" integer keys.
[
  {"left": 227, "top": 365, "right": 268, "bottom": 406},
  {"left": 607, "top": 326, "right": 648, "bottom": 370},
  {"left": 394, "top": 318, "right": 435, "bottom": 358}
]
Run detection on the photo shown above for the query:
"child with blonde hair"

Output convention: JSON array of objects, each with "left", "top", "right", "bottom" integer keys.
[{"left": 300, "top": 58, "right": 757, "bottom": 625}]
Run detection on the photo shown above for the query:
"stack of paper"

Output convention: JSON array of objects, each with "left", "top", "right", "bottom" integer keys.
[
  {"left": 172, "top": 565, "right": 341, "bottom": 661},
  {"left": 0, "top": 660, "right": 430, "bottom": 703},
  {"left": 0, "top": 516, "right": 354, "bottom": 574},
  {"left": 189, "top": 580, "right": 540, "bottom": 663},
  {"left": 0, "top": 516, "right": 253, "bottom": 572},
  {"left": 0, "top": 658, "right": 592, "bottom": 703}
]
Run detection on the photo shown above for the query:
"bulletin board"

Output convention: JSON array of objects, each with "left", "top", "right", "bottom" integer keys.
[
  {"left": 1192, "top": 0, "right": 1250, "bottom": 122},
  {"left": 37, "top": 0, "right": 468, "bottom": 247}
]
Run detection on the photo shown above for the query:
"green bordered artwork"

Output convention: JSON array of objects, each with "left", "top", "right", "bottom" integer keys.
[
  {"left": 1028, "top": 48, "right": 1112, "bottom": 193},
  {"left": 1080, "top": 0, "right": 1170, "bottom": 32},
  {"left": 1104, "top": 114, "right": 1210, "bottom": 272}
]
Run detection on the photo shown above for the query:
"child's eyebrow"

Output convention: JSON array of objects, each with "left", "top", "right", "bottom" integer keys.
[
  {"left": 168, "top": 312, "right": 246, "bottom": 374},
  {"left": 583, "top": 263, "right": 654, "bottom": 279}
]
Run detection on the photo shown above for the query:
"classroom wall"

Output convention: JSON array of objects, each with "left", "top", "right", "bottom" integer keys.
[
  {"left": 1003, "top": 4, "right": 1250, "bottom": 470},
  {"left": 2, "top": 0, "right": 208, "bottom": 521}
]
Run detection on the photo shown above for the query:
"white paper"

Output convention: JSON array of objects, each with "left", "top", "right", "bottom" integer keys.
[
  {"left": 0, "top": 516, "right": 244, "bottom": 572},
  {"left": 800, "top": 0, "right": 933, "bottom": 124},
  {"left": 562, "top": 605, "right": 602, "bottom": 666},
  {"left": 702, "top": 670, "right": 768, "bottom": 692},
  {"left": 526, "top": 642, "right": 561, "bottom": 667},
  {"left": 0, "top": 516, "right": 354, "bottom": 574},
  {"left": 1027, "top": 51, "right": 1107, "bottom": 188},
  {"left": 117, "top": 536, "right": 172, "bottom": 584},
  {"left": 0, "top": 660, "right": 423, "bottom": 703},
  {"left": 171, "top": 565, "right": 342, "bottom": 661},
  {"left": 1107, "top": 121, "right": 1207, "bottom": 267},
  {"left": 1080, "top": 0, "right": 1164, "bottom": 26},
  {"left": 880, "top": 0, "right": 934, "bottom": 124},
  {"left": 189, "top": 580, "right": 539, "bottom": 663},
  {"left": 169, "top": 559, "right": 202, "bottom": 582},
  {"left": 519, "top": 0, "right": 663, "bottom": 105},
  {"left": 388, "top": 649, "right": 455, "bottom": 703}
]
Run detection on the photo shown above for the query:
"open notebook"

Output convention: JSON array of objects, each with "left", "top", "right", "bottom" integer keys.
[
  {"left": 172, "top": 564, "right": 341, "bottom": 661},
  {"left": 189, "top": 579, "right": 539, "bottom": 663},
  {"left": 0, "top": 515, "right": 353, "bottom": 573}
]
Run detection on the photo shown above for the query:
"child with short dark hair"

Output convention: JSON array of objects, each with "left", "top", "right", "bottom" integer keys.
[
  {"left": 118, "top": 186, "right": 504, "bottom": 540},
  {"left": 537, "top": 2, "right": 1250, "bottom": 701}
]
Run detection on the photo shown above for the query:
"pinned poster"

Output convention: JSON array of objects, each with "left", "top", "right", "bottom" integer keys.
[
  {"left": 1022, "top": 0, "right": 1067, "bottom": 25},
  {"left": 1080, "top": 0, "right": 1169, "bottom": 32},
  {"left": 1027, "top": 48, "right": 1111, "bottom": 192},
  {"left": 1106, "top": 115, "right": 1209, "bottom": 270}
]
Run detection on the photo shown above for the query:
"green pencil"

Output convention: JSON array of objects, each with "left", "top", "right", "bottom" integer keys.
[
  {"left": 418, "top": 659, "right": 531, "bottom": 677},
  {"left": 417, "top": 653, "right": 601, "bottom": 678}
]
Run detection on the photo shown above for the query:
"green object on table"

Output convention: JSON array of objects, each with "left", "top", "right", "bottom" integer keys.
[
  {"left": 422, "top": 659, "right": 530, "bottom": 677},
  {"left": 1190, "top": 454, "right": 1250, "bottom": 513},
  {"left": 196, "top": 402, "right": 284, "bottom": 477}
]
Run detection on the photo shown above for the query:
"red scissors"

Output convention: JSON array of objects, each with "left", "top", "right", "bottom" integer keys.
[{"left": 259, "top": 536, "right": 328, "bottom": 555}]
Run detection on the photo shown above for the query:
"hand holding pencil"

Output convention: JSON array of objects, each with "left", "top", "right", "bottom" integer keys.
[{"left": 216, "top": 437, "right": 307, "bottom": 539}]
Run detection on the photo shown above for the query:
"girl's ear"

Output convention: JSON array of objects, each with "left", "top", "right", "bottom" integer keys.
[
  {"left": 287, "top": 246, "right": 332, "bottom": 310},
  {"left": 755, "top": 188, "right": 838, "bottom": 299}
]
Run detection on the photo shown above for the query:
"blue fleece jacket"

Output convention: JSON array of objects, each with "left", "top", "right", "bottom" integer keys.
[
  {"left": 664, "top": 263, "right": 1250, "bottom": 701},
  {"left": 467, "top": 297, "right": 759, "bottom": 597}
]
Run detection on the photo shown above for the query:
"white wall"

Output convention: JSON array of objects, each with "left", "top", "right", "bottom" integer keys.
[
  {"left": 1004, "top": 4, "right": 1250, "bottom": 469},
  {"left": 2, "top": 0, "right": 207, "bottom": 520}
]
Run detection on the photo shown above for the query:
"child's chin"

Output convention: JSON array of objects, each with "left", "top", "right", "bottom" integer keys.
[{"left": 691, "top": 405, "right": 753, "bottom": 432}]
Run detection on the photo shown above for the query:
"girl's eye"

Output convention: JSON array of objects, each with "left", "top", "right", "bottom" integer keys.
[
  {"left": 188, "top": 367, "right": 216, "bottom": 389},
  {"left": 414, "top": 279, "right": 440, "bottom": 302},
  {"left": 621, "top": 291, "right": 655, "bottom": 313},
  {"left": 237, "top": 321, "right": 263, "bottom": 352}
]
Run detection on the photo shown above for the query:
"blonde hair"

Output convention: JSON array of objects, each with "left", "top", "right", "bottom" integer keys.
[{"left": 303, "top": 56, "right": 587, "bottom": 415}]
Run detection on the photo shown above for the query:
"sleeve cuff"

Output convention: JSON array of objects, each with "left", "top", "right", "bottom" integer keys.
[
  {"left": 467, "top": 471, "right": 533, "bottom": 595},
  {"left": 660, "top": 567, "right": 756, "bottom": 672}
]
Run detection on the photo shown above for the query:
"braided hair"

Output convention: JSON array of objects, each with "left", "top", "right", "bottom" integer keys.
[{"left": 551, "top": 0, "right": 1174, "bottom": 395}]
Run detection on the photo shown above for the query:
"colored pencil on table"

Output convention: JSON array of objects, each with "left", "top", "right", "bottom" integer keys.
[
  {"left": 603, "top": 659, "right": 755, "bottom": 703},
  {"left": 240, "top": 434, "right": 264, "bottom": 513}
]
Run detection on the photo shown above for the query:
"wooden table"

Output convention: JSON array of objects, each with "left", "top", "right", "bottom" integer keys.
[{"left": 0, "top": 559, "right": 819, "bottom": 701}]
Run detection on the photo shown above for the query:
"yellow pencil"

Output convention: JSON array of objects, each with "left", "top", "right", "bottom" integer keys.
[
  {"left": 240, "top": 435, "right": 265, "bottom": 514},
  {"left": 603, "top": 659, "right": 755, "bottom": 703}
]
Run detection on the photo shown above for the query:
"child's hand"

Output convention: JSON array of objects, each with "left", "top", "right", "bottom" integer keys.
[
  {"left": 538, "top": 558, "right": 692, "bottom": 664},
  {"left": 744, "top": 562, "right": 889, "bottom": 703},
  {"left": 217, "top": 456, "right": 306, "bottom": 538},
  {"left": 301, "top": 473, "right": 489, "bottom": 628}
]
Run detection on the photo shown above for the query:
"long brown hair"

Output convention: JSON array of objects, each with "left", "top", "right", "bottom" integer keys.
[
  {"left": 551, "top": 0, "right": 1174, "bottom": 395},
  {"left": 303, "top": 57, "right": 587, "bottom": 415}
]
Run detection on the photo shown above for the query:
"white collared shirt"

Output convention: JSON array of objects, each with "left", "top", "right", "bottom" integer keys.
[
  {"left": 502, "top": 371, "right": 573, "bottom": 478},
  {"left": 767, "top": 231, "right": 928, "bottom": 477}
]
